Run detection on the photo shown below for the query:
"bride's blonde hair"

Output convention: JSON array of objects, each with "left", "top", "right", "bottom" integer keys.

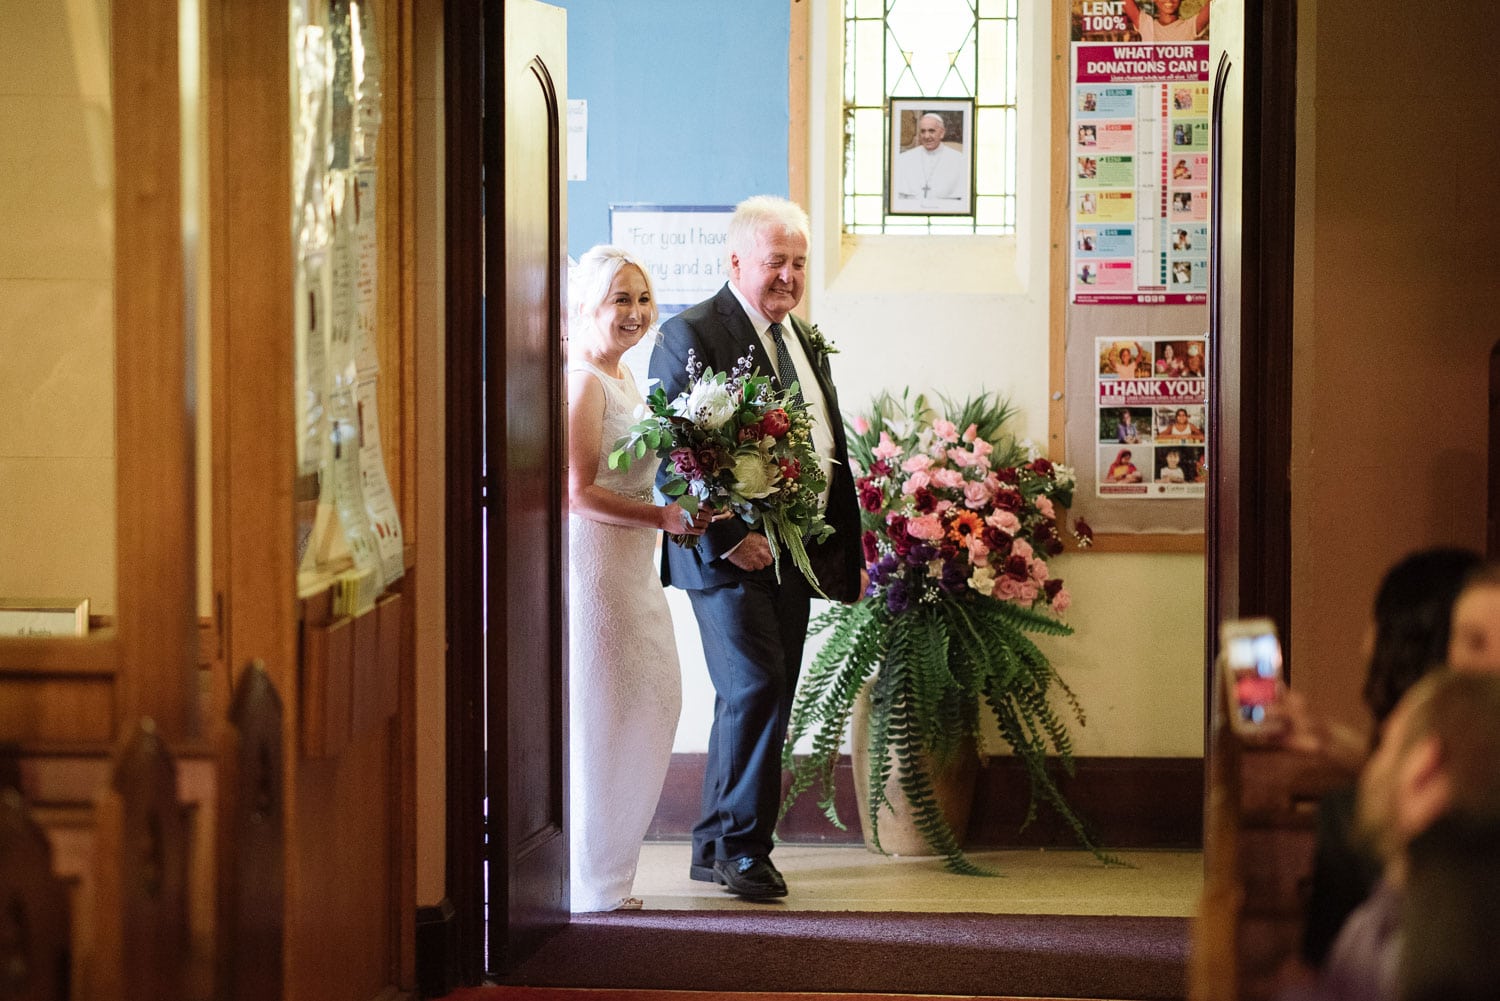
[{"left": 568, "top": 244, "right": 660, "bottom": 353}]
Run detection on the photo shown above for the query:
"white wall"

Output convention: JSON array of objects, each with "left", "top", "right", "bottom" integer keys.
[{"left": 667, "top": 0, "right": 1205, "bottom": 759}]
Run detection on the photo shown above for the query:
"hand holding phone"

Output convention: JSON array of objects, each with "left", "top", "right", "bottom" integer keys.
[{"left": 1220, "top": 617, "right": 1285, "bottom": 734}]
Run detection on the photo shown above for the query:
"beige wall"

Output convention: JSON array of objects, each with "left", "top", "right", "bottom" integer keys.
[
  {"left": 1291, "top": 4, "right": 1498, "bottom": 737},
  {"left": 0, "top": 1, "right": 117, "bottom": 615}
]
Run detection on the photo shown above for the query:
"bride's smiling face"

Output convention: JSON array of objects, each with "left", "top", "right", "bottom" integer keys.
[{"left": 592, "top": 264, "right": 653, "bottom": 355}]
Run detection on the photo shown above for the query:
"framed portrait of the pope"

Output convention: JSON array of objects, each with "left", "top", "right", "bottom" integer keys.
[{"left": 887, "top": 97, "right": 975, "bottom": 217}]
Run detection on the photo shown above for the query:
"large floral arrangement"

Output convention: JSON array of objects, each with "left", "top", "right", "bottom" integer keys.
[
  {"left": 609, "top": 350, "right": 832, "bottom": 590},
  {"left": 781, "top": 391, "right": 1106, "bottom": 874}
]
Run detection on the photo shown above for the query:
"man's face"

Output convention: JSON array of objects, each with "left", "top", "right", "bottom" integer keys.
[
  {"left": 918, "top": 116, "right": 945, "bottom": 151},
  {"left": 730, "top": 227, "right": 807, "bottom": 323}
]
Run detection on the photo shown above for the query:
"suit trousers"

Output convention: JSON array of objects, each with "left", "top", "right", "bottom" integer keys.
[{"left": 686, "top": 566, "right": 813, "bottom": 866}]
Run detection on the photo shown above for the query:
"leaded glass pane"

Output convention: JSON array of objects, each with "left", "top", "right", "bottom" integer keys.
[{"left": 842, "top": 0, "right": 1018, "bottom": 235}]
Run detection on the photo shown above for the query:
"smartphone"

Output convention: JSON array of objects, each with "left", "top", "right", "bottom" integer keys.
[{"left": 1220, "top": 617, "right": 1285, "bottom": 731}]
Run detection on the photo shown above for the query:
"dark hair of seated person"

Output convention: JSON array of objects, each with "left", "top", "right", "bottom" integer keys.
[
  {"left": 1399, "top": 812, "right": 1500, "bottom": 1001},
  {"left": 1362, "top": 547, "right": 1484, "bottom": 725}
]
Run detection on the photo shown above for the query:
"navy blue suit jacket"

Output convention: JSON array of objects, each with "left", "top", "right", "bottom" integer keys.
[{"left": 648, "top": 284, "right": 862, "bottom": 601}]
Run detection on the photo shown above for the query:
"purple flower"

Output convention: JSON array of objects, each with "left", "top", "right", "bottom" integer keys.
[
  {"left": 886, "top": 579, "right": 912, "bottom": 615},
  {"left": 907, "top": 542, "right": 937, "bottom": 566},
  {"left": 939, "top": 559, "right": 968, "bottom": 593}
]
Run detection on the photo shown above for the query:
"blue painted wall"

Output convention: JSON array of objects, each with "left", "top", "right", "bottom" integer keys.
[{"left": 551, "top": 0, "right": 791, "bottom": 261}]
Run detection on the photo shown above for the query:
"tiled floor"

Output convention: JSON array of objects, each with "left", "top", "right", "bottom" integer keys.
[{"left": 634, "top": 842, "right": 1204, "bottom": 916}]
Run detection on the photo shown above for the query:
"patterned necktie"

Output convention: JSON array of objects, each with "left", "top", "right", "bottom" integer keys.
[{"left": 768, "top": 322, "right": 805, "bottom": 408}]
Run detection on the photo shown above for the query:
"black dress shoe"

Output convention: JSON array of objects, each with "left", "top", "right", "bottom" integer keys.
[
  {"left": 712, "top": 856, "right": 788, "bottom": 898},
  {"left": 688, "top": 862, "right": 716, "bottom": 883}
]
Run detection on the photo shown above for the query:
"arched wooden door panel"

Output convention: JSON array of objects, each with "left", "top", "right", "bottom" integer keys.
[{"left": 484, "top": 0, "right": 569, "bottom": 972}]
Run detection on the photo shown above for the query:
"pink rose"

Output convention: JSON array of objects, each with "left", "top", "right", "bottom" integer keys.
[
  {"left": 966, "top": 537, "right": 989, "bottom": 561},
  {"left": 1052, "top": 587, "right": 1072, "bottom": 612},
  {"left": 963, "top": 481, "right": 994, "bottom": 508},
  {"left": 931, "top": 499, "right": 953, "bottom": 515},
  {"left": 873, "top": 432, "right": 903, "bottom": 460},
  {"left": 995, "top": 576, "right": 1023, "bottom": 600},
  {"left": 1030, "top": 557, "right": 1049, "bottom": 583},
  {"left": 971, "top": 439, "right": 993, "bottom": 459},
  {"left": 1035, "top": 495, "right": 1056, "bottom": 519},
  {"left": 949, "top": 449, "right": 976, "bottom": 469},
  {"left": 901, "top": 470, "right": 932, "bottom": 495},
  {"left": 985, "top": 509, "right": 1022, "bottom": 535},
  {"left": 1018, "top": 580, "right": 1040, "bottom": 604},
  {"left": 1011, "top": 537, "right": 1034, "bottom": 561},
  {"left": 901, "top": 454, "right": 934, "bottom": 473},
  {"left": 962, "top": 423, "right": 979, "bottom": 443},
  {"left": 933, "top": 419, "right": 960, "bottom": 443},
  {"left": 853, "top": 415, "right": 871, "bottom": 434},
  {"left": 930, "top": 468, "right": 964, "bottom": 489},
  {"left": 906, "top": 514, "right": 945, "bottom": 541}
]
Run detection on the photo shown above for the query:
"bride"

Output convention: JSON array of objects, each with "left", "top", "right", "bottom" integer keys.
[{"left": 565, "top": 245, "right": 711, "bottom": 912}]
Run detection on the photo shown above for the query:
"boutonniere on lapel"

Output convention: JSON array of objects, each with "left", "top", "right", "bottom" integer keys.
[{"left": 803, "top": 323, "right": 839, "bottom": 359}]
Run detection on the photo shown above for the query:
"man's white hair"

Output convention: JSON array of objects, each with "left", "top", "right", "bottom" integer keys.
[{"left": 726, "top": 195, "right": 810, "bottom": 260}]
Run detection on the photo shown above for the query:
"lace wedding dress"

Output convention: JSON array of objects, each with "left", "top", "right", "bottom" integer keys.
[{"left": 568, "top": 360, "right": 683, "bottom": 912}]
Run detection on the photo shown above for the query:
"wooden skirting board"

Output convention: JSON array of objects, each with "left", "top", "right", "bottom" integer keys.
[{"left": 647, "top": 754, "right": 1204, "bottom": 850}]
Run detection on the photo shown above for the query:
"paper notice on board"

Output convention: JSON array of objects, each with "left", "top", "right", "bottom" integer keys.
[
  {"left": 567, "top": 99, "right": 587, "bottom": 181},
  {"left": 1094, "top": 336, "right": 1209, "bottom": 499},
  {"left": 353, "top": 169, "right": 380, "bottom": 375},
  {"left": 355, "top": 374, "right": 406, "bottom": 585},
  {"left": 1070, "top": 42, "right": 1210, "bottom": 305}
]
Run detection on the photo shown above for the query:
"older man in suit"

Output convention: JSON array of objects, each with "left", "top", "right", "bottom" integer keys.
[{"left": 648, "top": 195, "right": 862, "bottom": 899}]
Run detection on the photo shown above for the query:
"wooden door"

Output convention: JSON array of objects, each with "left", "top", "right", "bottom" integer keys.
[{"left": 484, "top": 0, "right": 570, "bottom": 971}]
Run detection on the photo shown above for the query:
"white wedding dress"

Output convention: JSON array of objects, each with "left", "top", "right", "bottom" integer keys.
[{"left": 568, "top": 360, "right": 683, "bottom": 912}]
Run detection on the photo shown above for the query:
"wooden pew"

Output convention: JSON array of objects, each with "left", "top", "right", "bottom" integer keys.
[
  {"left": 0, "top": 785, "right": 72, "bottom": 1001},
  {"left": 87, "top": 719, "right": 191, "bottom": 1001},
  {"left": 1189, "top": 677, "right": 1359, "bottom": 1001},
  {"left": 215, "top": 662, "right": 284, "bottom": 1001}
]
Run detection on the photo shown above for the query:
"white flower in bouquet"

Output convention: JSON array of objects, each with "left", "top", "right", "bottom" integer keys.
[
  {"left": 676, "top": 378, "right": 737, "bottom": 430},
  {"left": 732, "top": 449, "right": 780, "bottom": 499}
]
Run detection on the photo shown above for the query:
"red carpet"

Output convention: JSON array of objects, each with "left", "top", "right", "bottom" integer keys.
[{"left": 476, "top": 910, "right": 1189, "bottom": 1000}]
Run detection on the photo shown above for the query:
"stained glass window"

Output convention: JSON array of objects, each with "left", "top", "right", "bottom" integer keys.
[{"left": 844, "top": 0, "right": 1019, "bottom": 235}]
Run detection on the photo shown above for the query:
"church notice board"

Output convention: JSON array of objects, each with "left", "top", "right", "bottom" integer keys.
[{"left": 1062, "top": 1, "right": 1210, "bottom": 536}]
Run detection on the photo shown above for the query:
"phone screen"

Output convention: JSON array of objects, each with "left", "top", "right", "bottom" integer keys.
[{"left": 1226, "top": 630, "right": 1283, "bottom": 725}]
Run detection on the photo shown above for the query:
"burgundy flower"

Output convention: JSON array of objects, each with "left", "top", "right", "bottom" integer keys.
[
  {"left": 870, "top": 459, "right": 893, "bottom": 477},
  {"left": 670, "top": 447, "right": 701, "bottom": 477},
  {"left": 913, "top": 486, "right": 938, "bottom": 514},
  {"left": 994, "top": 467, "right": 1019, "bottom": 485},
  {"left": 861, "top": 531, "right": 880, "bottom": 564},
  {"left": 1029, "top": 457, "right": 1054, "bottom": 476},
  {"left": 1073, "top": 517, "right": 1095, "bottom": 548},
  {"left": 760, "top": 408, "right": 792, "bottom": 438},
  {"left": 993, "top": 489, "right": 1023, "bottom": 513},
  {"left": 982, "top": 526, "right": 1013, "bottom": 558},
  {"left": 858, "top": 482, "right": 884, "bottom": 512},
  {"left": 1045, "top": 537, "right": 1065, "bottom": 556},
  {"left": 737, "top": 422, "right": 763, "bottom": 443},
  {"left": 1044, "top": 578, "right": 1064, "bottom": 601},
  {"left": 1003, "top": 554, "right": 1030, "bottom": 581},
  {"left": 887, "top": 516, "right": 912, "bottom": 555}
]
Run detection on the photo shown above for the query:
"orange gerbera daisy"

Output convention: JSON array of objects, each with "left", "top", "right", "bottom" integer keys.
[{"left": 947, "top": 509, "right": 983, "bottom": 543}]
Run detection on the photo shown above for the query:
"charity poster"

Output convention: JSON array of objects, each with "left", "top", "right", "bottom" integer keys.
[
  {"left": 1070, "top": 39, "right": 1210, "bottom": 305},
  {"left": 1095, "top": 336, "right": 1208, "bottom": 498}
]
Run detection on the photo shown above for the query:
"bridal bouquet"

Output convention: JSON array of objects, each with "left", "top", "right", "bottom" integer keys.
[{"left": 608, "top": 350, "right": 833, "bottom": 591}]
